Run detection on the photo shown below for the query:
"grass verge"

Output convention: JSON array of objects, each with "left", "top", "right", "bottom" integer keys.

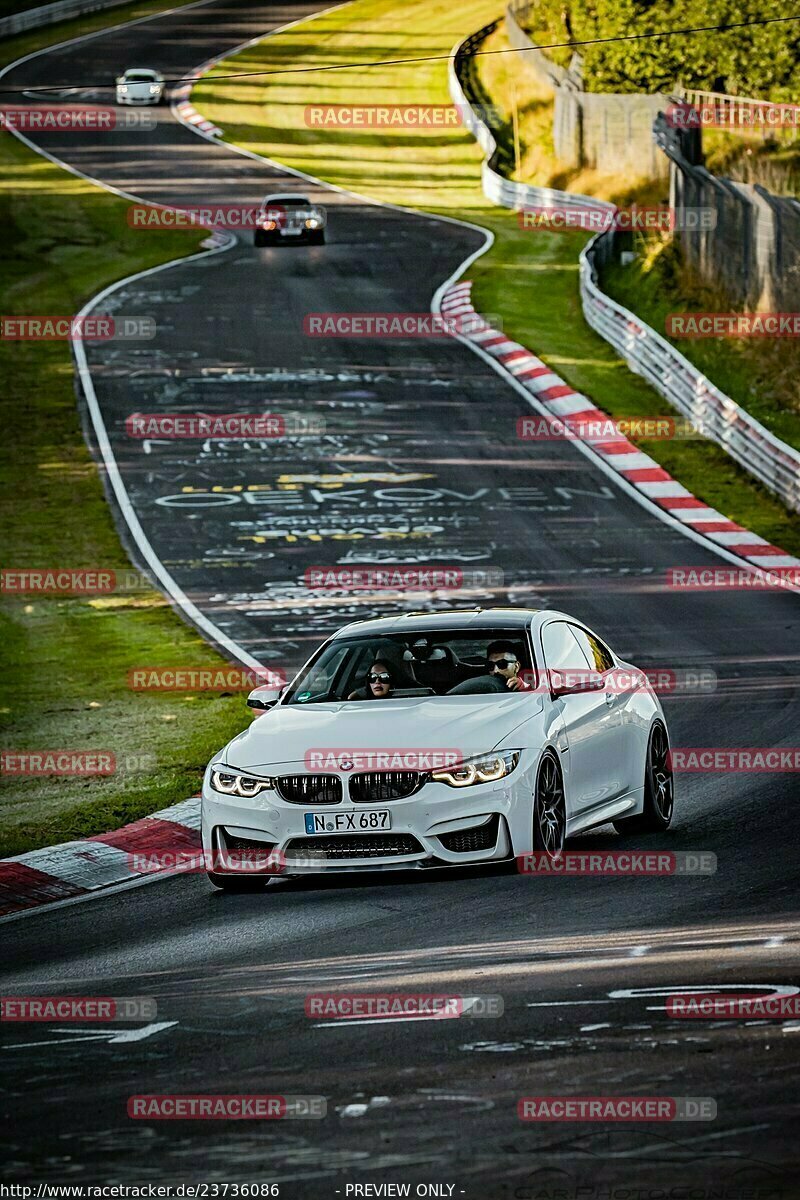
[
  {"left": 601, "top": 239, "right": 800, "bottom": 452},
  {"left": 193, "top": 0, "right": 800, "bottom": 560},
  {"left": 0, "top": 1, "right": 251, "bottom": 859}
]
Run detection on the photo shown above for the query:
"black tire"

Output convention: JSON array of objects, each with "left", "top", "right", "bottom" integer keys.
[
  {"left": 207, "top": 871, "right": 269, "bottom": 892},
  {"left": 254, "top": 232, "right": 268, "bottom": 247},
  {"left": 311, "top": 230, "right": 325, "bottom": 245},
  {"left": 532, "top": 751, "right": 566, "bottom": 858},
  {"left": 614, "top": 721, "right": 674, "bottom": 834}
]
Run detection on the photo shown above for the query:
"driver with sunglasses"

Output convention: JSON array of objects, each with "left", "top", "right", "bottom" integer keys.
[
  {"left": 485, "top": 641, "right": 531, "bottom": 692},
  {"left": 347, "top": 660, "right": 396, "bottom": 701}
]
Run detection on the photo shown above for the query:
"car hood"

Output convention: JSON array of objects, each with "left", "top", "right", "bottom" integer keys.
[{"left": 223, "top": 694, "right": 543, "bottom": 772}]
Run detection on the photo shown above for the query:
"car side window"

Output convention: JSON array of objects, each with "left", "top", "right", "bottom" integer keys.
[
  {"left": 570, "top": 625, "right": 615, "bottom": 673},
  {"left": 542, "top": 622, "right": 592, "bottom": 672},
  {"left": 297, "top": 646, "right": 350, "bottom": 699}
]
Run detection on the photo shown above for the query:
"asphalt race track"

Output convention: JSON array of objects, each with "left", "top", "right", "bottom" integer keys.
[{"left": 2, "top": 1, "right": 800, "bottom": 1193}]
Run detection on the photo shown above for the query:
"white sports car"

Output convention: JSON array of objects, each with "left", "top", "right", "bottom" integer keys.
[
  {"left": 201, "top": 608, "right": 674, "bottom": 890},
  {"left": 115, "top": 68, "right": 165, "bottom": 105}
]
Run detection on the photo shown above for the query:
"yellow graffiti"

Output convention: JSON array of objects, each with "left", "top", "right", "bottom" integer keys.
[{"left": 180, "top": 472, "right": 434, "bottom": 495}]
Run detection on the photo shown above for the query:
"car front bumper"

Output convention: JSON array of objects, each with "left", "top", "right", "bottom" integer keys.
[
  {"left": 256, "top": 221, "right": 324, "bottom": 237},
  {"left": 201, "top": 772, "right": 522, "bottom": 875},
  {"left": 116, "top": 93, "right": 161, "bottom": 105}
]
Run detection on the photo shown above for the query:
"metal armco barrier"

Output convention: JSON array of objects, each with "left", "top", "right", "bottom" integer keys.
[
  {"left": 450, "top": 26, "right": 611, "bottom": 219},
  {"left": 579, "top": 237, "right": 800, "bottom": 513},
  {"left": 449, "top": 33, "right": 800, "bottom": 515},
  {"left": 0, "top": 0, "right": 132, "bottom": 38}
]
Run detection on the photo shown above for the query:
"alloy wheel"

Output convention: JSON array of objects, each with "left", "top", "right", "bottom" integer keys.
[{"left": 535, "top": 754, "right": 566, "bottom": 858}]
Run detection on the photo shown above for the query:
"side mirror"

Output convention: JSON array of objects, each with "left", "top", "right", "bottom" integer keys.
[
  {"left": 246, "top": 685, "right": 284, "bottom": 716},
  {"left": 549, "top": 669, "right": 604, "bottom": 698}
]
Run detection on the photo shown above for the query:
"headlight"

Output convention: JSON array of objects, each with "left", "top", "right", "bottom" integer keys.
[
  {"left": 304, "top": 217, "right": 320, "bottom": 228},
  {"left": 149, "top": 84, "right": 160, "bottom": 94},
  {"left": 211, "top": 767, "right": 274, "bottom": 797},
  {"left": 260, "top": 219, "right": 277, "bottom": 230},
  {"left": 430, "top": 750, "right": 520, "bottom": 788},
  {"left": 118, "top": 85, "right": 128, "bottom": 93}
]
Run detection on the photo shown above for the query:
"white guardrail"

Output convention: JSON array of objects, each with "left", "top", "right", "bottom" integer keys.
[
  {"left": 0, "top": 0, "right": 132, "bottom": 38},
  {"left": 449, "top": 30, "right": 800, "bottom": 515}
]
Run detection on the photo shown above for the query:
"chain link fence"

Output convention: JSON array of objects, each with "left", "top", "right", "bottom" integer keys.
[{"left": 654, "top": 113, "right": 800, "bottom": 309}]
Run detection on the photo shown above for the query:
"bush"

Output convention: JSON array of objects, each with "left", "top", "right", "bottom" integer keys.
[{"left": 524, "top": 0, "right": 798, "bottom": 98}]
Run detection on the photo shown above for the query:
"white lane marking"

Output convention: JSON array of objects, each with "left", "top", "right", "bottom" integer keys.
[
  {"left": 0, "top": 5, "right": 276, "bottom": 671},
  {"left": 338, "top": 1096, "right": 391, "bottom": 1117},
  {"left": 315, "top": 1015, "right": 454, "bottom": 1026},
  {"left": 579, "top": 1023, "right": 611, "bottom": 1031},
  {"left": 612, "top": 984, "right": 800, "bottom": 999},
  {"left": 107, "top": 1021, "right": 178, "bottom": 1042},
  {"left": 2, "top": 1021, "right": 177, "bottom": 1049},
  {"left": 765, "top": 936, "right": 786, "bottom": 947},
  {"left": 0, "top": 0, "right": 232, "bottom": 90},
  {"left": 628, "top": 945, "right": 651, "bottom": 957},
  {"left": 526, "top": 1000, "right": 612, "bottom": 1007},
  {"left": 528, "top": 982, "right": 800, "bottom": 1012},
  {"left": 72, "top": 252, "right": 275, "bottom": 671},
  {"left": 605, "top": 1123, "right": 771, "bottom": 1159}
]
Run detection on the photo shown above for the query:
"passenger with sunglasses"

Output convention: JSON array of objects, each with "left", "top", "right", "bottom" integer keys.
[
  {"left": 366, "top": 660, "right": 394, "bottom": 699},
  {"left": 485, "top": 641, "right": 531, "bottom": 692},
  {"left": 348, "top": 660, "right": 396, "bottom": 701}
]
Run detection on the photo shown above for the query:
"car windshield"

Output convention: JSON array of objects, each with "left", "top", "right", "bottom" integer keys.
[
  {"left": 283, "top": 628, "right": 536, "bottom": 704},
  {"left": 263, "top": 197, "right": 311, "bottom": 209},
  {"left": 126, "top": 72, "right": 157, "bottom": 81}
]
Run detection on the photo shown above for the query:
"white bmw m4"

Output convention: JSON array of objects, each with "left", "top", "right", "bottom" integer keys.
[{"left": 201, "top": 608, "right": 674, "bottom": 890}]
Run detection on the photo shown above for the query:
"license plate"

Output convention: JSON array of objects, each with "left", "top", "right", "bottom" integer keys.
[{"left": 304, "top": 809, "right": 392, "bottom": 834}]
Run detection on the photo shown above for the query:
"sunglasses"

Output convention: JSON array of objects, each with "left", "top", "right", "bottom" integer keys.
[
  {"left": 488, "top": 656, "right": 518, "bottom": 670},
  {"left": 368, "top": 672, "right": 391, "bottom": 684}
]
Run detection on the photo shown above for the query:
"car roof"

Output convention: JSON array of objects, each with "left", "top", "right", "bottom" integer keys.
[
  {"left": 332, "top": 607, "right": 544, "bottom": 638},
  {"left": 124, "top": 68, "right": 158, "bottom": 75}
]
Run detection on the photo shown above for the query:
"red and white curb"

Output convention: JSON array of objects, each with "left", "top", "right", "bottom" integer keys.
[
  {"left": 172, "top": 62, "right": 223, "bottom": 137},
  {"left": 174, "top": 98, "right": 222, "bottom": 137},
  {"left": 0, "top": 797, "right": 200, "bottom": 918},
  {"left": 441, "top": 283, "right": 800, "bottom": 577},
  {"left": 200, "top": 229, "right": 233, "bottom": 249}
]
